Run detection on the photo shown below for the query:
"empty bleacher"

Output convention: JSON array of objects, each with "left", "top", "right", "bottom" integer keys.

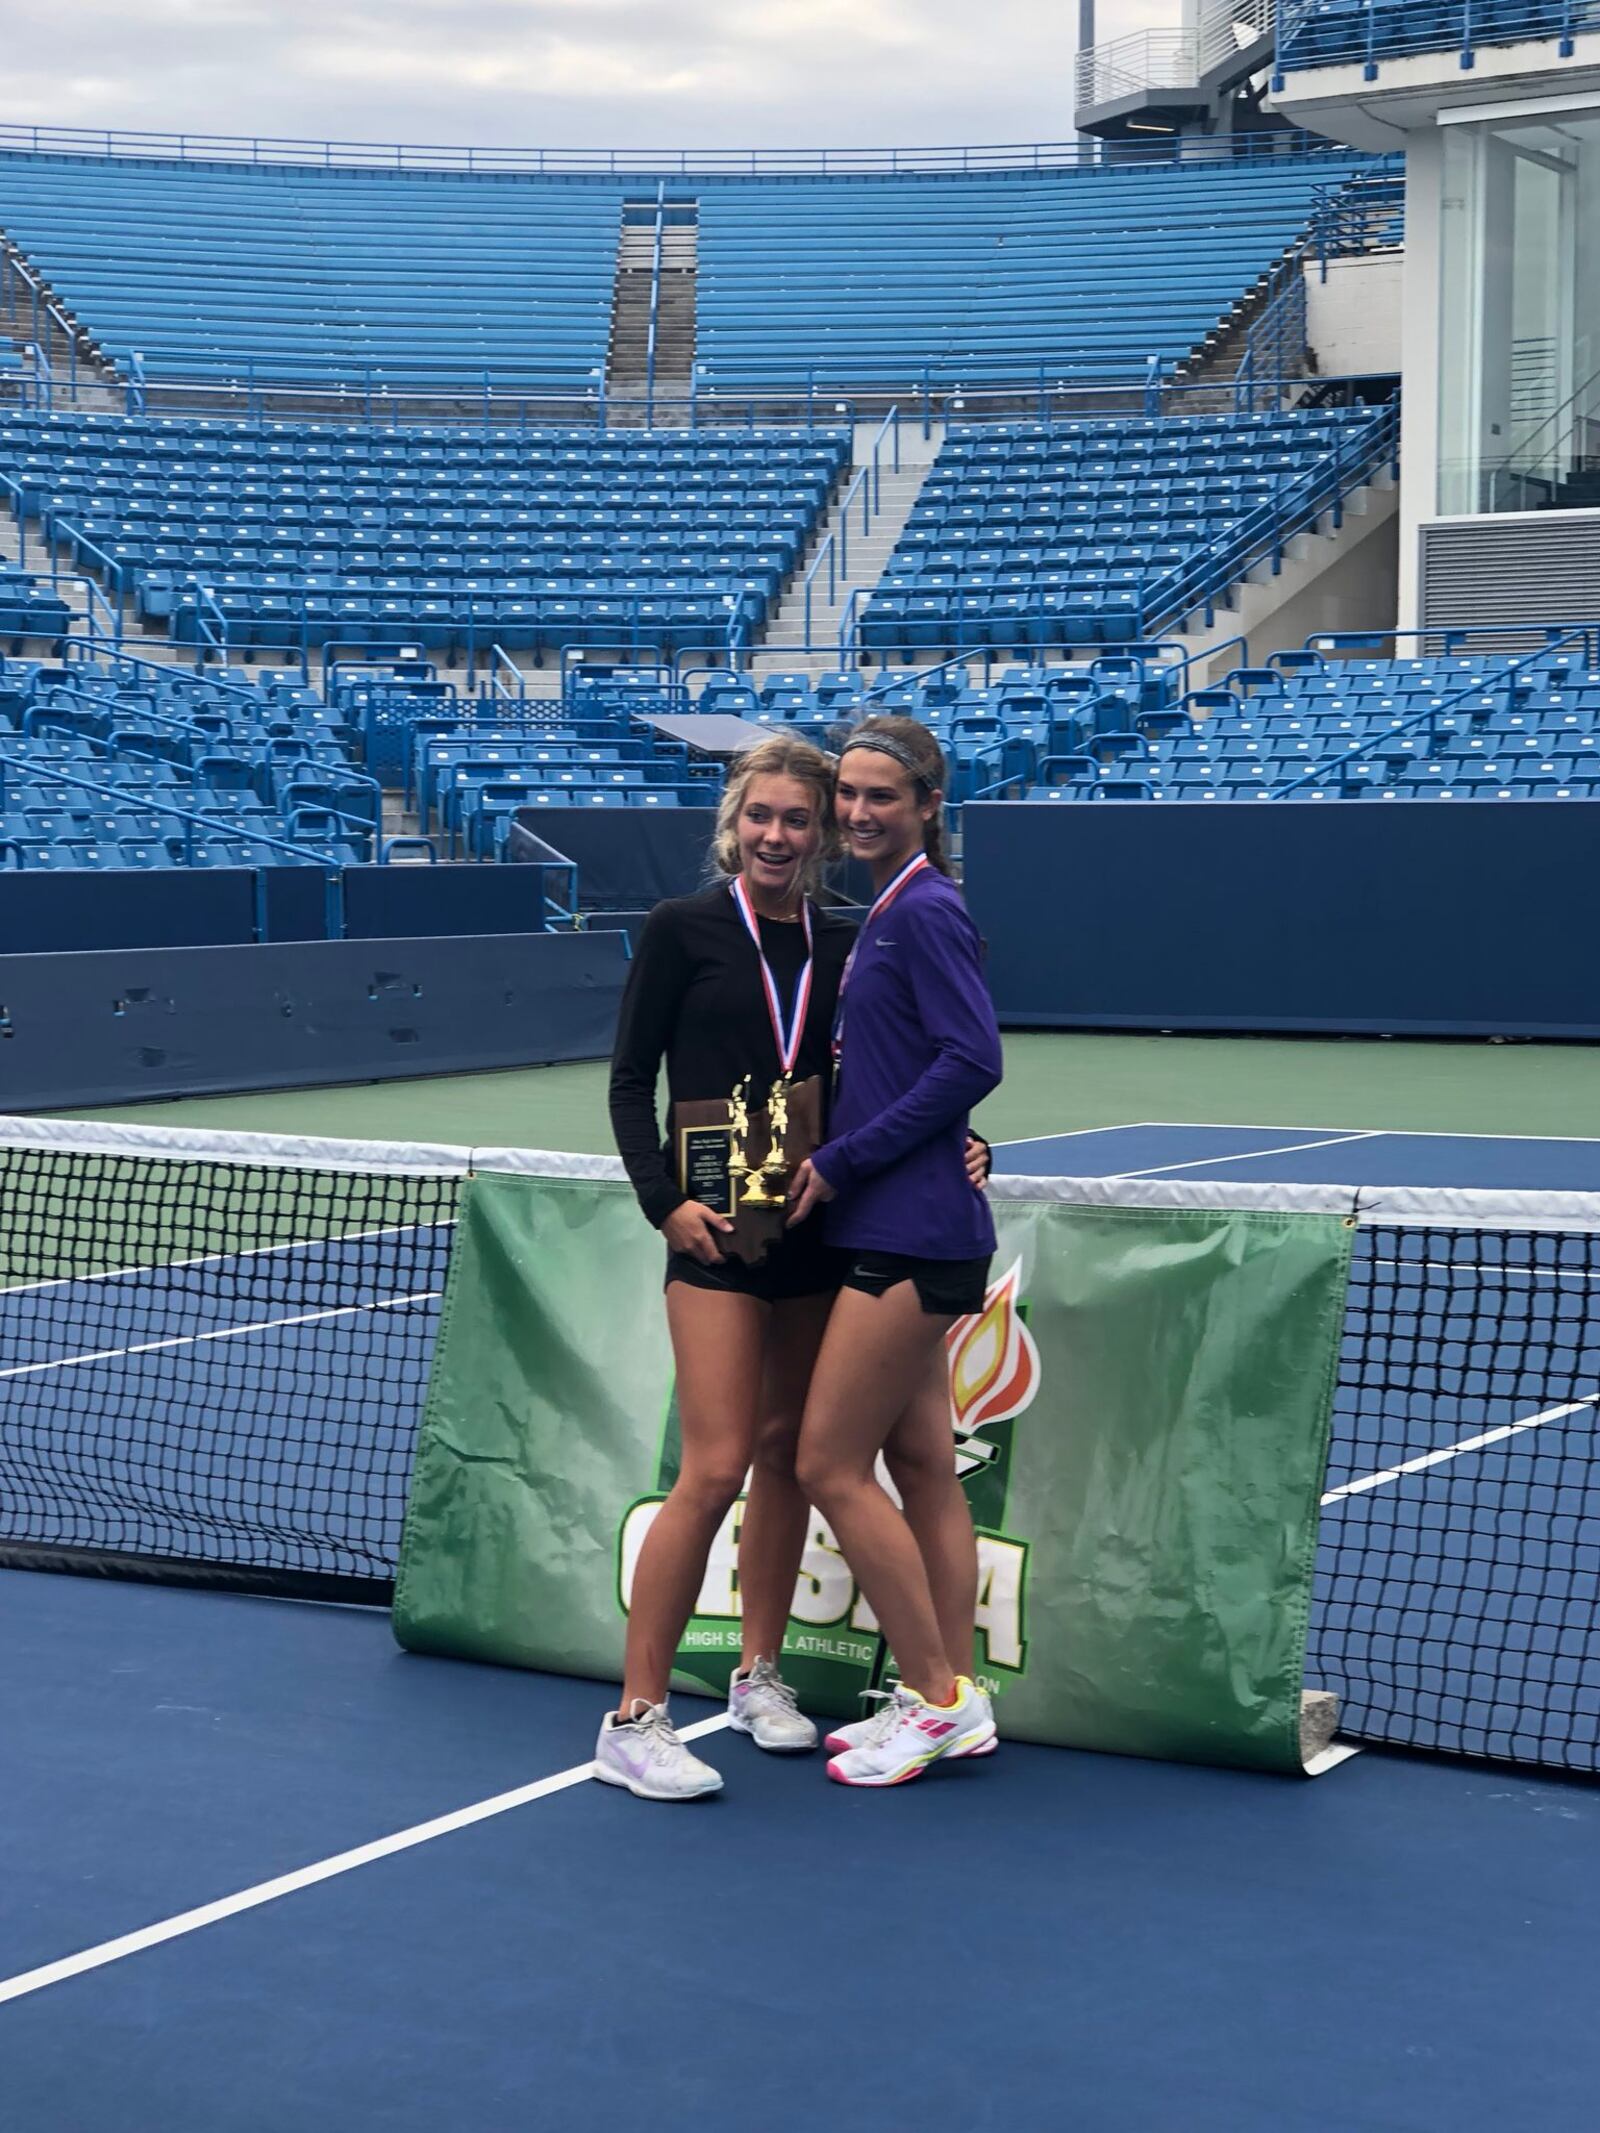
[
  {"left": 859, "top": 405, "right": 1394, "bottom": 656},
  {"left": 694, "top": 156, "right": 1377, "bottom": 393},
  {"left": 0, "top": 154, "right": 622, "bottom": 393},
  {"left": 0, "top": 648, "right": 731, "bottom": 872},
  {"left": 0, "top": 412, "right": 851, "bottom": 662},
  {"left": 0, "top": 652, "right": 379, "bottom": 869},
  {"left": 653, "top": 636, "right": 1600, "bottom": 809},
  {"left": 0, "top": 563, "right": 70, "bottom": 643},
  {"left": 951, "top": 641, "right": 1600, "bottom": 803},
  {"left": 0, "top": 142, "right": 1384, "bottom": 406}
]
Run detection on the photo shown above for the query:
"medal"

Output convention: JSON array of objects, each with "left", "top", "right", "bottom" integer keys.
[
  {"left": 728, "top": 876, "right": 814, "bottom": 1078},
  {"left": 832, "top": 850, "right": 930, "bottom": 1066}
]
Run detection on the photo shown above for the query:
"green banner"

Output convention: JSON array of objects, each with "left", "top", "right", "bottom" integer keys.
[{"left": 393, "top": 1170, "right": 1351, "bottom": 1773}]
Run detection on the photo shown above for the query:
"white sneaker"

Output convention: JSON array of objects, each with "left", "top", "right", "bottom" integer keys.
[
  {"left": 728, "top": 1656, "right": 818, "bottom": 1753},
  {"left": 826, "top": 1682, "right": 997, "bottom": 1760},
  {"left": 826, "top": 1678, "right": 996, "bottom": 1788},
  {"left": 594, "top": 1700, "right": 724, "bottom": 1801}
]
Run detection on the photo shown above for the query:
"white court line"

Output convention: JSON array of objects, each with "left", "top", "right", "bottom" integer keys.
[
  {"left": 0, "top": 1221, "right": 455, "bottom": 1303},
  {"left": 1323, "top": 1394, "right": 1600, "bottom": 1505},
  {"left": 989, "top": 1123, "right": 1163, "bottom": 1151},
  {"left": 1109, "top": 1131, "right": 1384, "bottom": 1181},
  {"left": 0, "top": 1292, "right": 444, "bottom": 1381},
  {"left": 0, "top": 1714, "right": 733, "bottom": 2008},
  {"left": 1132, "top": 1119, "right": 1600, "bottom": 1147}
]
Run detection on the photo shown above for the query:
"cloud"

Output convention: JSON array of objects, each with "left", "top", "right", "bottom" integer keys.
[{"left": 0, "top": 0, "right": 1088, "bottom": 149}]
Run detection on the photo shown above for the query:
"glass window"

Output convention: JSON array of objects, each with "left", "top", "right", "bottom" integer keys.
[{"left": 1438, "top": 105, "right": 1600, "bottom": 515}]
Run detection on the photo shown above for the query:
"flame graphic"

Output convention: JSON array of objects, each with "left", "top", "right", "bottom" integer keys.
[{"left": 945, "top": 1258, "right": 1041, "bottom": 1458}]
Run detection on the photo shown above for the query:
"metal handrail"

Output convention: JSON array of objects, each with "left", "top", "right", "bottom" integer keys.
[
  {"left": 0, "top": 745, "right": 347, "bottom": 933},
  {"left": 487, "top": 643, "right": 527, "bottom": 703},
  {"left": 1137, "top": 400, "right": 1399, "bottom": 639},
  {"left": 0, "top": 336, "right": 1403, "bottom": 430},
  {"left": 23, "top": 676, "right": 227, "bottom": 758},
  {"left": 644, "top": 181, "right": 665, "bottom": 427},
  {"left": 1278, "top": 620, "right": 1600, "bottom": 665},
  {"left": 1489, "top": 354, "right": 1600, "bottom": 496},
  {"left": 0, "top": 470, "right": 121, "bottom": 641},
  {"left": 1275, "top": 0, "right": 1598, "bottom": 82},
  {"left": 60, "top": 632, "right": 272, "bottom": 714},
  {"left": 1266, "top": 620, "right": 1599, "bottom": 800},
  {"left": 1, "top": 246, "right": 89, "bottom": 397},
  {"left": 1076, "top": 28, "right": 1200, "bottom": 107},
  {"left": 842, "top": 401, "right": 1395, "bottom": 660},
  {"left": 0, "top": 122, "right": 1377, "bottom": 175},
  {"left": 802, "top": 408, "right": 905, "bottom": 642}
]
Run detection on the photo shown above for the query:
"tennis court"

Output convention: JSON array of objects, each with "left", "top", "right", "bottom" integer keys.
[{"left": 3, "top": 1097, "right": 1599, "bottom": 2127}]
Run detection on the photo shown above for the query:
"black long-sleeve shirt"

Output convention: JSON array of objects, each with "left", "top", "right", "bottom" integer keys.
[{"left": 608, "top": 884, "right": 858, "bottom": 1227}]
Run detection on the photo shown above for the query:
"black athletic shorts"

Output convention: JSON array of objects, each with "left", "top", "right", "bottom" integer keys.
[
  {"left": 665, "top": 1227, "right": 847, "bottom": 1304},
  {"left": 840, "top": 1250, "right": 993, "bottom": 1317}
]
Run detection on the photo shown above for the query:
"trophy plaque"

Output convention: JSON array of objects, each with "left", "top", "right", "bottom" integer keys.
[{"left": 671, "top": 1073, "right": 824, "bottom": 1265}]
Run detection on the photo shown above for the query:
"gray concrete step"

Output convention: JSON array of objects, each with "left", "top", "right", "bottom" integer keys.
[{"left": 757, "top": 447, "right": 938, "bottom": 661}]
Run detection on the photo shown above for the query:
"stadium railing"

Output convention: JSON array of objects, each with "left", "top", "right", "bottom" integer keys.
[
  {"left": 0, "top": 125, "right": 1371, "bottom": 175},
  {"left": 1262, "top": 621, "right": 1600, "bottom": 799},
  {"left": 1275, "top": 0, "right": 1600, "bottom": 81},
  {"left": 839, "top": 391, "right": 1399, "bottom": 662}
]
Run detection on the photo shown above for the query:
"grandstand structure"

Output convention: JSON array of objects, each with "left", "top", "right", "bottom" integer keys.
[
  {"left": 0, "top": 3, "right": 1596, "bottom": 893},
  {"left": 1266, "top": 0, "right": 1600, "bottom": 632}
]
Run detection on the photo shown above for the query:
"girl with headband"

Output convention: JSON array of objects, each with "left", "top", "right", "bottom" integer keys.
[
  {"left": 788, "top": 714, "right": 1005, "bottom": 1787},
  {"left": 601, "top": 731, "right": 989, "bottom": 1800}
]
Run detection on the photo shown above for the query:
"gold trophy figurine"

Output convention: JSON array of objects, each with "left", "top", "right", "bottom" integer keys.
[
  {"left": 727, "top": 1076, "right": 753, "bottom": 1200},
  {"left": 759, "top": 1077, "right": 792, "bottom": 1198},
  {"left": 743, "top": 1075, "right": 791, "bottom": 1207}
]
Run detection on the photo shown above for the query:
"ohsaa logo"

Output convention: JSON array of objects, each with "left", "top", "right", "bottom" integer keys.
[
  {"left": 947, "top": 1257, "right": 1041, "bottom": 1479},
  {"left": 618, "top": 1258, "right": 1041, "bottom": 1675}
]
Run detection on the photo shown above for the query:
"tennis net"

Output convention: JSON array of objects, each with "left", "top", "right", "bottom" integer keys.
[{"left": 2, "top": 1119, "right": 1597, "bottom": 1775}]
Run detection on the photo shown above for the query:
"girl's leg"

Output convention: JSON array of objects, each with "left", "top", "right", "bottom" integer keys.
[
  {"left": 795, "top": 1283, "right": 960, "bottom": 1706},
  {"left": 619, "top": 1283, "right": 766, "bottom": 1711},
  {"left": 884, "top": 1344, "right": 979, "bottom": 1683},
  {"left": 737, "top": 1289, "right": 835, "bottom": 1671}
]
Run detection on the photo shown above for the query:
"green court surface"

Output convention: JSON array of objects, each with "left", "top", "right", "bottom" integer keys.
[{"left": 52, "top": 1031, "right": 1600, "bottom": 1152}]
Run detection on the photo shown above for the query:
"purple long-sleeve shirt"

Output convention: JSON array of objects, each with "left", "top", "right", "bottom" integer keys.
[{"left": 812, "top": 865, "right": 1003, "bottom": 1259}]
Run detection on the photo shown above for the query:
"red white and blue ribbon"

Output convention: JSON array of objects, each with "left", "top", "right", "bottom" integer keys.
[
  {"left": 729, "top": 875, "right": 814, "bottom": 1078},
  {"left": 832, "top": 849, "right": 930, "bottom": 1061}
]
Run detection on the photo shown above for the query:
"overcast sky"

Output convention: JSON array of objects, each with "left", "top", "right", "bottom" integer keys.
[{"left": 6, "top": 0, "right": 1175, "bottom": 152}]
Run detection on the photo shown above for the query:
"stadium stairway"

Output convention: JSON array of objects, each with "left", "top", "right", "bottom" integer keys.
[
  {"left": 0, "top": 506, "right": 91, "bottom": 642},
  {"left": 605, "top": 208, "right": 698, "bottom": 420},
  {"left": 0, "top": 230, "right": 123, "bottom": 413},
  {"left": 1174, "top": 453, "right": 1399, "bottom": 670},
  {"left": 757, "top": 426, "right": 940, "bottom": 675}
]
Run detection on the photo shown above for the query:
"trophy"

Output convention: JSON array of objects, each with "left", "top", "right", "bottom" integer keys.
[
  {"left": 671, "top": 1072, "right": 824, "bottom": 1266},
  {"left": 742, "top": 1077, "right": 794, "bottom": 1208},
  {"left": 726, "top": 1076, "right": 752, "bottom": 1204}
]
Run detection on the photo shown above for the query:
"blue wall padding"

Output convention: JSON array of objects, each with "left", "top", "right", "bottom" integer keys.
[
  {"left": 341, "top": 864, "right": 566, "bottom": 939},
  {"left": 0, "top": 929, "right": 629, "bottom": 1108},
  {"left": 0, "top": 868, "right": 258, "bottom": 952},
  {"left": 509, "top": 808, "right": 718, "bottom": 909},
  {"left": 259, "top": 865, "right": 329, "bottom": 943},
  {"left": 963, "top": 798, "right": 1600, "bottom": 1038}
]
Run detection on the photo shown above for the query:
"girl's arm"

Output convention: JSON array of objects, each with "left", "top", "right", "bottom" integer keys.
[{"left": 607, "top": 906, "right": 693, "bottom": 1228}]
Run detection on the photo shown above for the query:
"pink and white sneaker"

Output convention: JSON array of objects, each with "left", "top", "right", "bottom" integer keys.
[
  {"left": 826, "top": 1682, "right": 997, "bottom": 1760},
  {"left": 826, "top": 1678, "right": 996, "bottom": 1787}
]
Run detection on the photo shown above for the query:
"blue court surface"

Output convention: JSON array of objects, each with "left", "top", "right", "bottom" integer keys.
[
  {"left": 4, "top": 1121, "right": 1600, "bottom": 2130},
  {"left": 3, "top": 1570, "right": 1598, "bottom": 2133},
  {"left": 994, "top": 1119, "right": 1600, "bottom": 1192}
]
